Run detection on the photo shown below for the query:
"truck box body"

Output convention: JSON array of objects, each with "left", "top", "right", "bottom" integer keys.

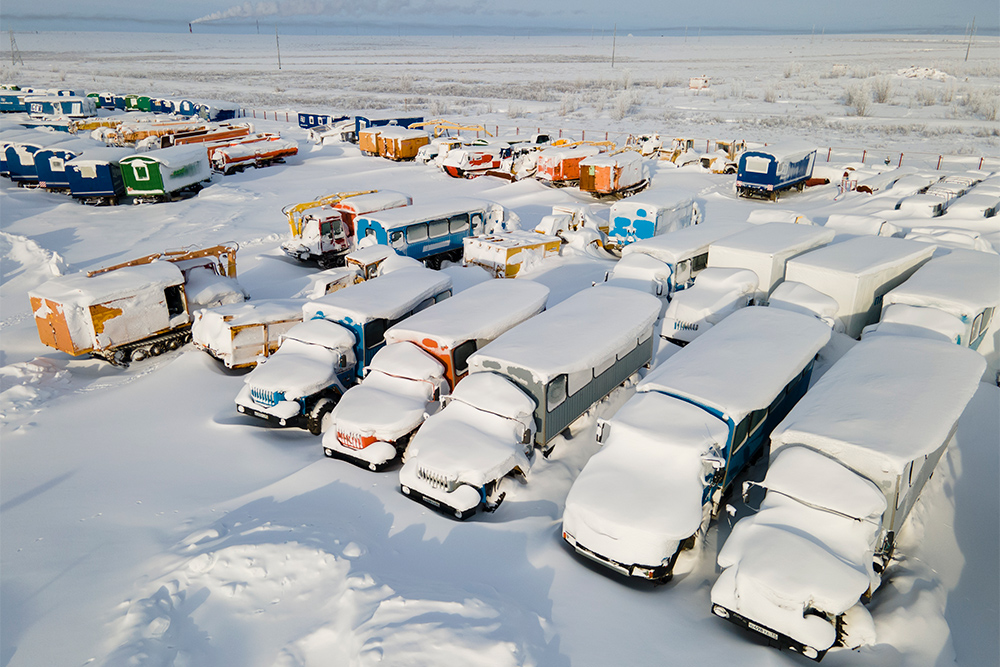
[
  {"left": 535, "top": 144, "right": 602, "bottom": 184},
  {"left": 192, "top": 299, "right": 304, "bottom": 368},
  {"left": 376, "top": 127, "right": 430, "bottom": 161},
  {"left": 736, "top": 141, "right": 816, "bottom": 199},
  {"left": 607, "top": 188, "right": 700, "bottom": 250},
  {"left": 119, "top": 144, "right": 211, "bottom": 198},
  {"left": 783, "top": 235, "right": 935, "bottom": 338},
  {"left": 708, "top": 222, "right": 836, "bottom": 303},
  {"left": 578, "top": 151, "right": 647, "bottom": 196},
  {"left": 462, "top": 231, "right": 561, "bottom": 278}
]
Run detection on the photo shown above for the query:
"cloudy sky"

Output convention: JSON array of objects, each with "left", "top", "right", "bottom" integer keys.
[{"left": 1, "top": 0, "right": 996, "bottom": 34}]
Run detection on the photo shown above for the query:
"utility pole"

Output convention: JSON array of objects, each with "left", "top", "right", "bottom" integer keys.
[
  {"left": 611, "top": 23, "right": 617, "bottom": 68},
  {"left": 965, "top": 16, "right": 976, "bottom": 61},
  {"left": 275, "top": 26, "right": 281, "bottom": 70},
  {"left": 9, "top": 31, "right": 24, "bottom": 66}
]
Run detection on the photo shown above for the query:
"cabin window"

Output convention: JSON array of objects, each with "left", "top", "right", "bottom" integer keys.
[
  {"left": 748, "top": 408, "right": 767, "bottom": 433},
  {"left": 449, "top": 214, "right": 470, "bottom": 234},
  {"left": 970, "top": 312, "right": 984, "bottom": 342},
  {"left": 78, "top": 164, "right": 97, "bottom": 179},
  {"left": 164, "top": 285, "right": 185, "bottom": 317},
  {"left": 691, "top": 252, "right": 709, "bottom": 273},
  {"left": 134, "top": 164, "right": 150, "bottom": 181},
  {"left": 769, "top": 386, "right": 786, "bottom": 413},
  {"left": 406, "top": 223, "right": 428, "bottom": 243},
  {"left": 435, "top": 290, "right": 451, "bottom": 302},
  {"left": 453, "top": 339, "right": 477, "bottom": 375},
  {"left": 428, "top": 220, "right": 450, "bottom": 239},
  {"left": 386, "top": 229, "right": 399, "bottom": 241},
  {"left": 364, "top": 319, "right": 387, "bottom": 349},
  {"left": 470, "top": 213, "right": 484, "bottom": 234},
  {"left": 744, "top": 156, "right": 770, "bottom": 174},
  {"left": 731, "top": 416, "right": 750, "bottom": 451},
  {"left": 414, "top": 297, "right": 435, "bottom": 313},
  {"left": 546, "top": 374, "right": 567, "bottom": 411},
  {"left": 593, "top": 353, "right": 615, "bottom": 378},
  {"left": 49, "top": 157, "right": 65, "bottom": 172},
  {"left": 320, "top": 221, "right": 332, "bottom": 238}
]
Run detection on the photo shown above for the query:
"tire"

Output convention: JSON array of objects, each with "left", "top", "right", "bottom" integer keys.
[
  {"left": 131, "top": 348, "right": 147, "bottom": 362},
  {"left": 150, "top": 343, "right": 165, "bottom": 356},
  {"left": 424, "top": 255, "right": 442, "bottom": 270},
  {"left": 307, "top": 397, "right": 336, "bottom": 436}
]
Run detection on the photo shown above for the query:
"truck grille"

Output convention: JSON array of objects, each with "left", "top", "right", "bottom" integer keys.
[
  {"left": 337, "top": 430, "right": 376, "bottom": 451},
  {"left": 673, "top": 320, "right": 699, "bottom": 332},
  {"left": 250, "top": 386, "right": 283, "bottom": 407},
  {"left": 417, "top": 466, "right": 457, "bottom": 492}
]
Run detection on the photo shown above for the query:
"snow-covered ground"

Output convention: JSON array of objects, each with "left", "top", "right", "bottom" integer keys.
[{"left": 1, "top": 32, "right": 998, "bottom": 667}]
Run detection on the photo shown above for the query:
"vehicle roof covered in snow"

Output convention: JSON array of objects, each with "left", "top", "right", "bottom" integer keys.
[
  {"left": 385, "top": 279, "right": 548, "bottom": 350},
  {"left": 357, "top": 197, "right": 493, "bottom": 231},
  {"left": 303, "top": 267, "right": 452, "bottom": 324},
  {"left": 282, "top": 317, "right": 356, "bottom": 351},
  {"left": 770, "top": 335, "right": 986, "bottom": 477},
  {"left": 30, "top": 261, "right": 183, "bottom": 307},
  {"left": 66, "top": 146, "right": 135, "bottom": 166},
  {"left": 639, "top": 306, "right": 830, "bottom": 425},
  {"left": 741, "top": 140, "right": 816, "bottom": 163},
  {"left": 367, "top": 341, "right": 445, "bottom": 380},
  {"left": 610, "top": 187, "right": 695, "bottom": 214},
  {"left": 709, "top": 222, "right": 835, "bottom": 257},
  {"left": 785, "top": 234, "right": 934, "bottom": 277},
  {"left": 469, "top": 286, "right": 660, "bottom": 385},
  {"left": 883, "top": 248, "right": 1000, "bottom": 317},
  {"left": 335, "top": 190, "right": 412, "bottom": 213},
  {"left": 121, "top": 144, "right": 207, "bottom": 167},
  {"left": 622, "top": 222, "right": 751, "bottom": 265},
  {"left": 579, "top": 150, "right": 644, "bottom": 168}
]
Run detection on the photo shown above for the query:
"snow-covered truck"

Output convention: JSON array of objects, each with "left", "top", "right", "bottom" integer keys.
[
  {"left": 735, "top": 141, "right": 816, "bottom": 201},
  {"left": 660, "top": 267, "right": 759, "bottom": 344},
  {"left": 711, "top": 335, "right": 986, "bottom": 661},
  {"left": 30, "top": 244, "right": 246, "bottom": 365},
  {"left": 280, "top": 190, "right": 412, "bottom": 269},
  {"left": 399, "top": 286, "right": 661, "bottom": 519},
  {"left": 603, "top": 222, "right": 751, "bottom": 301},
  {"left": 706, "top": 222, "right": 836, "bottom": 304},
  {"left": 440, "top": 143, "right": 510, "bottom": 178},
  {"left": 376, "top": 127, "right": 430, "bottom": 161},
  {"left": 769, "top": 235, "right": 935, "bottom": 338},
  {"left": 462, "top": 231, "right": 562, "bottom": 278},
  {"left": 561, "top": 307, "right": 830, "bottom": 581},
  {"left": 862, "top": 248, "right": 999, "bottom": 383},
  {"left": 535, "top": 143, "right": 605, "bottom": 186},
  {"left": 236, "top": 267, "right": 452, "bottom": 434},
  {"left": 578, "top": 150, "right": 650, "bottom": 198},
  {"left": 192, "top": 299, "right": 304, "bottom": 369},
  {"left": 209, "top": 136, "right": 298, "bottom": 174},
  {"left": 355, "top": 197, "right": 507, "bottom": 268},
  {"left": 322, "top": 279, "right": 549, "bottom": 470},
  {"left": 605, "top": 188, "right": 701, "bottom": 251}
]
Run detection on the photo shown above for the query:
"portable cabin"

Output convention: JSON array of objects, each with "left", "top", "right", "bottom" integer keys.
[
  {"left": 119, "top": 144, "right": 211, "bottom": 202},
  {"left": 707, "top": 222, "right": 836, "bottom": 303},
  {"left": 0, "top": 91, "right": 29, "bottom": 113},
  {"left": 561, "top": 307, "right": 831, "bottom": 581},
  {"left": 4, "top": 131, "right": 82, "bottom": 185},
  {"left": 33, "top": 137, "right": 97, "bottom": 190},
  {"left": 346, "top": 115, "right": 424, "bottom": 144},
  {"left": 468, "top": 286, "right": 661, "bottom": 449},
  {"left": 52, "top": 88, "right": 86, "bottom": 97},
  {"left": 462, "top": 231, "right": 562, "bottom": 278},
  {"left": 158, "top": 97, "right": 197, "bottom": 116},
  {"left": 578, "top": 150, "right": 648, "bottom": 197},
  {"left": 26, "top": 96, "right": 97, "bottom": 119},
  {"left": 943, "top": 192, "right": 1000, "bottom": 219},
  {"left": 298, "top": 113, "right": 349, "bottom": 130},
  {"left": 384, "top": 279, "right": 549, "bottom": 389},
  {"left": 358, "top": 127, "right": 382, "bottom": 156},
  {"left": 607, "top": 188, "right": 701, "bottom": 250},
  {"left": 535, "top": 144, "right": 603, "bottom": 184},
  {"left": 376, "top": 127, "right": 430, "bottom": 161},
  {"left": 616, "top": 222, "right": 752, "bottom": 295},
  {"left": 1, "top": 128, "right": 59, "bottom": 176},
  {"left": 95, "top": 92, "right": 116, "bottom": 109},
  {"left": 736, "top": 141, "right": 816, "bottom": 200},
  {"left": 196, "top": 100, "right": 241, "bottom": 122},
  {"left": 780, "top": 235, "right": 935, "bottom": 338},
  {"left": 355, "top": 197, "right": 502, "bottom": 267},
  {"left": 65, "top": 147, "right": 133, "bottom": 205},
  {"left": 303, "top": 267, "right": 453, "bottom": 379},
  {"left": 192, "top": 299, "right": 305, "bottom": 369},
  {"left": 866, "top": 249, "right": 999, "bottom": 381}
]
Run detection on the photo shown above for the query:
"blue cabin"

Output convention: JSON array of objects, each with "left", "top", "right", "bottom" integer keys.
[
  {"left": 355, "top": 198, "right": 495, "bottom": 267},
  {"left": 195, "top": 100, "right": 240, "bottom": 122},
  {"left": 34, "top": 138, "right": 95, "bottom": 190},
  {"left": 343, "top": 115, "right": 424, "bottom": 143},
  {"left": 112, "top": 95, "right": 129, "bottom": 111},
  {"left": 169, "top": 98, "right": 198, "bottom": 117},
  {"left": 27, "top": 96, "right": 97, "bottom": 119},
  {"left": 65, "top": 147, "right": 132, "bottom": 205},
  {"left": 298, "top": 112, "right": 330, "bottom": 129},
  {"left": 149, "top": 97, "right": 173, "bottom": 114},
  {"left": 4, "top": 133, "right": 82, "bottom": 184},
  {"left": 0, "top": 91, "right": 29, "bottom": 113},
  {"left": 735, "top": 141, "right": 816, "bottom": 201}
]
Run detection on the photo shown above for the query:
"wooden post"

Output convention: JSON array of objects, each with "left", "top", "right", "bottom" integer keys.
[
  {"left": 827, "top": 147, "right": 832, "bottom": 161},
  {"left": 861, "top": 149, "right": 866, "bottom": 163},
  {"left": 898, "top": 153, "right": 903, "bottom": 167},
  {"left": 979, "top": 157, "right": 984, "bottom": 169},
  {"left": 937, "top": 155, "right": 943, "bottom": 169},
  {"left": 582, "top": 130, "right": 585, "bottom": 141}
]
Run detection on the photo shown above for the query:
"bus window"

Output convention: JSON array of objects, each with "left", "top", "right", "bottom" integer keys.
[
  {"left": 449, "top": 214, "right": 470, "bottom": 234},
  {"left": 428, "top": 220, "right": 449, "bottom": 239},
  {"left": 452, "top": 339, "right": 477, "bottom": 375},
  {"left": 435, "top": 290, "right": 451, "bottom": 302},
  {"left": 406, "top": 223, "right": 428, "bottom": 243},
  {"left": 547, "top": 374, "right": 567, "bottom": 411},
  {"left": 364, "top": 319, "right": 387, "bottom": 349},
  {"left": 731, "top": 416, "right": 750, "bottom": 451},
  {"left": 691, "top": 252, "right": 708, "bottom": 273}
]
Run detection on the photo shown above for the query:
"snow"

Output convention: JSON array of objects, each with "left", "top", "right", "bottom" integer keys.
[
  {"left": 303, "top": 267, "right": 452, "bottom": 323},
  {"left": 640, "top": 306, "right": 831, "bottom": 425},
  {"left": 468, "top": 285, "right": 660, "bottom": 386},
  {"left": 182, "top": 266, "right": 247, "bottom": 309},
  {"left": 621, "top": 221, "right": 751, "bottom": 266},
  {"left": 384, "top": 278, "right": 549, "bottom": 352},
  {"left": 3, "top": 30, "right": 1000, "bottom": 667},
  {"left": 563, "top": 392, "right": 729, "bottom": 566},
  {"left": 357, "top": 197, "right": 492, "bottom": 232},
  {"left": 768, "top": 280, "right": 845, "bottom": 329},
  {"left": 882, "top": 248, "right": 1000, "bottom": 319},
  {"left": 867, "top": 303, "right": 966, "bottom": 344},
  {"left": 741, "top": 140, "right": 816, "bottom": 164},
  {"left": 661, "top": 267, "right": 758, "bottom": 340},
  {"left": 335, "top": 190, "right": 412, "bottom": 216},
  {"left": 240, "top": 320, "right": 355, "bottom": 400},
  {"left": 770, "top": 335, "right": 986, "bottom": 479}
]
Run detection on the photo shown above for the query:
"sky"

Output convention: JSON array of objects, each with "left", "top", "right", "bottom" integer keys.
[{"left": 0, "top": 0, "right": 997, "bottom": 35}]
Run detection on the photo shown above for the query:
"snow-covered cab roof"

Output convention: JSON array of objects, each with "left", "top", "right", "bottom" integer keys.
[
  {"left": 709, "top": 222, "right": 835, "bottom": 259},
  {"left": 610, "top": 187, "right": 695, "bottom": 216},
  {"left": 639, "top": 306, "right": 831, "bottom": 425},
  {"left": 303, "top": 267, "right": 452, "bottom": 324},
  {"left": 770, "top": 335, "right": 986, "bottom": 478},
  {"left": 578, "top": 150, "right": 644, "bottom": 169},
  {"left": 335, "top": 190, "right": 412, "bottom": 215},
  {"left": 469, "top": 286, "right": 660, "bottom": 386},
  {"left": 121, "top": 144, "right": 208, "bottom": 168},
  {"left": 30, "top": 261, "right": 183, "bottom": 308},
  {"left": 357, "top": 197, "right": 492, "bottom": 233},
  {"left": 882, "top": 248, "right": 999, "bottom": 319},
  {"left": 741, "top": 139, "right": 816, "bottom": 164},
  {"left": 622, "top": 222, "right": 751, "bottom": 265},
  {"left": 384, "top": 279, "right": 549, "bottom": 351}
]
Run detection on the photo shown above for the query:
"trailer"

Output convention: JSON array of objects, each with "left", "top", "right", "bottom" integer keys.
[
  {"left": 376, "top": 127, "right": 430, "bottom": 161},
  {"left": 323, "top": 279, "right": 549, "bottom": 470},
  {"left": 774, "top": 235, "right": 935, "bottom": 338},
  {"left": 119, "top": 144, "right": 212, "bottom": 204},
  {"left": 343, "top": 115, "right": 424, "bottom": 144},
  {"left": 358, "top": 127, "right": 382, "bottom": 156},
  {"left": 562, "top": 306, "right": 830, "bottom": 581},
  {"left": 462, "top": 231, "right": 562, "bottom": 278},
  {"left": 195, "top": 99, "right": 241, "bottom": 122},
  {"left": 0, "top": 91, "right": 29, "bottom": 113},
  {"left": 236, "top": 267, "right": 452, "bottom": 433},
  {"left": 3, "top": 132, "right": 85, "bottom": 186},
  {"left": 30, "top": 244, "right": 246, "bottom": 364},
  {"left": 209, "top": 136, "right": 298, "bottom": 174},
  {"left": 192, "top": 299, "right": 304, "bottom": 369},
  {"left": 606, "top": 188, "right": 701, "bottom": 251},
  {"left": 736, "top": 141, "right": 816, "bottom": 201},
  {"left": 578, "top": 150, "right": 649, "bottom": 198},
  {"left": 440, "top": 143, "right": 510, "bottom": 178},
  {"left": 355, "top": 197, "right": 506, "bottom": 268},
  {"left": 65, "top": 147, "right": 138, "bottom": 205},
  {"left": 32, "top": 137, "right": 96, "bottom": 191},
  {"left": 711, "top": 336, "right": 985, "bottom": 661},
  {"left": 399, "top": 286, "right": 661, "bottom": 518},
  {"left": 26, "top": 96, "right": 97, "bottom": 119},
  {"left": 707, "top": 222, "right": 836, "bottom": 303},
  {"left": 297, "top": 112, "right": 349, "bottom": 130},
  {"left": 535, "top": 143, "right": 605, "bottom": 186}
]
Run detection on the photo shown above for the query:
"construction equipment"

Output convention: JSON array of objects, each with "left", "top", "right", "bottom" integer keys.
[
  {"left": 408, "top": 119, "right": 494, "bottom": 138},
  {"left": 701, "top": 139, "right": 747, "bottom": 174},
  {"left": 30, "top": 244, "right": 246, "bottom": 365},
  {"left": 659, "top": 138, "right": 701, "bottom": 166}
]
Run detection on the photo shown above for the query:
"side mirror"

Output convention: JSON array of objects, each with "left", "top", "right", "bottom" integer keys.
[
  {"left": 521, "top": 426, "right": 532, "bottom": 445},
  {"left": 701, "top": 455, "right": 726, "bottom": 487},
  {"left": 655, "top": 282, "right": 664, "bottom": 297}
]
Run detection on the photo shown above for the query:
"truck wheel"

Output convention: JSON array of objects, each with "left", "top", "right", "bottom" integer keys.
[
  {"left": 424, "top": 255, "right": 442, "bottom": 270},
  {"left": 307, "top": 398, "right": 336, "bottom": 435},
  {"left": 131, "top": 348, "right": 148, "bottom": 362}
]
